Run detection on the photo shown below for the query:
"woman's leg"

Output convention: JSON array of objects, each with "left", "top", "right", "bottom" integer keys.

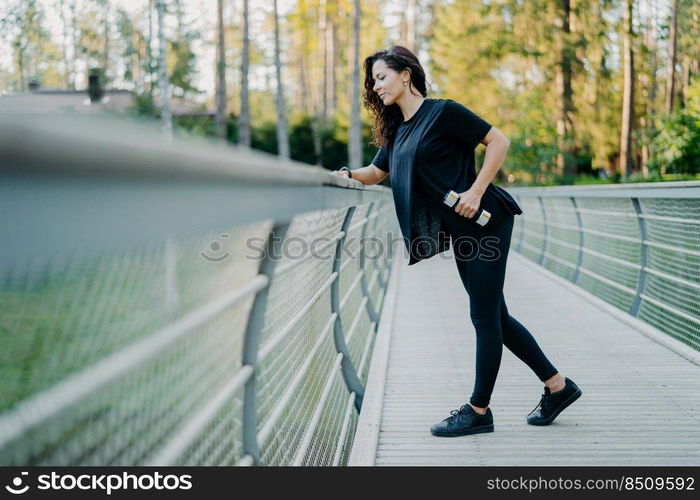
[
  {"left": 449, "top": 213, "right": 513, "bottom": 410},
  {"left": 499, "top": 293, "right": 559, "bottom": 383}
]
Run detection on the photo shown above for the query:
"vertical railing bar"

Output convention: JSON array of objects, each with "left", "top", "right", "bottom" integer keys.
[
  {"left": 570, "top": 196, "right": 584, "bottom": 284},
  {"left": 359, "top": 202, "right": 379, "bottom": 325},
  {"left": 331, "top": 206, "right": 366, "bottom": 411},
  {"left": 629, "top": 197, "right": 649, "bottom": 317},
  {"left": 240, "top": 221, "right": 290, "bottom": 466},
  {"left": 538, "top": 195, "right": 548, "bottom": 265}
]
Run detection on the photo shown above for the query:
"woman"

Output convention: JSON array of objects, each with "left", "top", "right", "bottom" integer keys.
[{"left": 332, "top": 45, "right": 581, "bottom": 437}]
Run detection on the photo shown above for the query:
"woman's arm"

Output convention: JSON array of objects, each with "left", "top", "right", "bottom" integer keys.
[
  {"left": 331, "top": 164, "right": 389, "bottom": 185},
  {"left": 470, "top": 127, "right": 511, "bottom": 196},
  {"left": 453, "top": 127, "right": 511, "bottom": 218}
]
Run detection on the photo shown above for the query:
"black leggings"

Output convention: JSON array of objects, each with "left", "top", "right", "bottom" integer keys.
[{"left": 433, "top": 199, "right": 559, "bottom": 408}]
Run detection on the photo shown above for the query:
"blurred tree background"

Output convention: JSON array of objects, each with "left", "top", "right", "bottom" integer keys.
[{"left": 0, "top": 0, "right": 698, "bottom": 185}]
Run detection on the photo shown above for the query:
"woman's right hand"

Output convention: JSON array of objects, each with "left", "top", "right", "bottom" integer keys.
[{"left": 331, "top": 169, "right": 351, "bottom": 179}]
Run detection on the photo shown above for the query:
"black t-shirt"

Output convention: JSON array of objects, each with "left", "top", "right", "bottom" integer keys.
[{"left": 372, "top": 98, "right": 493, "bottom": 207}]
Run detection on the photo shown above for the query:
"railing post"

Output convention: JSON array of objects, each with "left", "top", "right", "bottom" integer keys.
[
  {"left": 332, "top": 206, "right": 366, "bottom": 412},
  {"left": 570, "top": 196, "right": 584, "bottom": 284},
  {"left": 240, "top": 222, "right": 290, "bottom": 465},
  {"left": 629, "top": 197, "right": 648, "bottom": 317},
  {"left": 538, "top": 195, "right": 548, "bottom": 265}
]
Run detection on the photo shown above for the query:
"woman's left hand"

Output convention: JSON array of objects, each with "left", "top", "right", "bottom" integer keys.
[{"left": 454, "top": 187, "right": 482, "bottom": 218}]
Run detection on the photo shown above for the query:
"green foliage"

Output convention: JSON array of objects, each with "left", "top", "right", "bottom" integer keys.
[
  {"left": 251, "top": 121, "right": 277, "bottom": 154},
  {"left": 168, "top": 39, "right": 200, "bottom": 97},
  {"left": 131, "top": 92, "right": 157, "bottom": 116},
  {"left": 289, "top": 116, "right": 318, "bottom": 164},
  {"left": 648, "top": 81, "right": 700, "bottom": 175},
  {"left": 173, "top": 114, "right": 218, "bottom": 138}
]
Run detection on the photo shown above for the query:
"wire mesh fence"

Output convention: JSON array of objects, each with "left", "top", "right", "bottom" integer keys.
[
  {"left": 0, "top": 114, "right": 398, "bottom": 466},
  {"left": 510, "top": 183, "right": 700, "bottom": 353}
]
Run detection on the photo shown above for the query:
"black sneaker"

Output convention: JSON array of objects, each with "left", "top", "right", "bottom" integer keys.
[
  {"left": 526, "top": 377, "right": 582, "bottom": 426},
  {"left": 430, "top": 404, "right": 494, "bottom": 437}
]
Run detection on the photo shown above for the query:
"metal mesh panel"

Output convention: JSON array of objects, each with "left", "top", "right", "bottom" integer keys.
[
  {"left": 337, "top": 394, "right": 359, "bottom": 466},
  {"left": 0, "top": 222, "right": 266, "bottom": 465},
  {"left": 637, "top": 198, "right": 700, "bottom": 350},
  {"left": 258, "top": 321, "right": 337, "bottom": 465},
  {"left": 338, "top": 205, "right": 372, "bottom": 371},
  {"left": 253, "top": 205, "right": 388, "bottom": 465},
  {"left": 356, "top": 325, "right": 377, "bottom": 386},
  {"left": 180, "top": 387, "right": 244, "bottom": 466},
  {"left": 517, "top": 197, "right": 546, "bottom": 262},
  {"left": 299, "top": 364, "right": 349, "bottom": 466},
  {"left": 1, "top": 189, "right": 395, "bottom": 466},
  {"left": 575, "top": 198, "right": 640, "bottom": 311},
  {"left": 512, "top": 189, "right": 700, "bottom": 354},
  {"left": 255, "top": 209, "right": 342, "bottom": 437},
  {"left": 1, "top": 115, "right": 399, "bottom": 467},
  {"left": 541, "top": 197, "right": 579, "bottom": 281},
  {"left": 342, "top": 277, "right": 371, "bottom": 371}
]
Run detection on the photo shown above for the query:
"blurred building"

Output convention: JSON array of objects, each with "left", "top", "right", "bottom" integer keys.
[{"left": 0, "top": 77, "right": 212, "bottom": 118}]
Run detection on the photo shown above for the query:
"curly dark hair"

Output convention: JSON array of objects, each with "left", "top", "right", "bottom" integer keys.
[{"left": 362, "top": 45, "right": 431, "bottom": 148}]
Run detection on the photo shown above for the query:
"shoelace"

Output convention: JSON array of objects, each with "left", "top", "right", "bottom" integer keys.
[
  {"left": 528, "top": 391, "right": 550, "bottom": 416},
  {"left": 448, "top": 404, "right": 471, "bottom": 420}
]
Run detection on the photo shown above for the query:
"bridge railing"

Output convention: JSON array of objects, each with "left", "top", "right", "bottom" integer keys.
[
  {"left": 508, "top": 182, "right": 700, "bottom": 353},
  {"left": 0, "top": 114, "right": 398, "bottom": 466}
]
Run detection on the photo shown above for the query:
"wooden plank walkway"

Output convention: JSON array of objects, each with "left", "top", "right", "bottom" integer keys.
[{"left": 362, "top": 249, "right": 700, "bottom": 466}]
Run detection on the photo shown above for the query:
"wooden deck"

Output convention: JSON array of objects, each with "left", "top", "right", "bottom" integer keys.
[{"left": 350, "top": 249, "right": 700, "bottom": 466}]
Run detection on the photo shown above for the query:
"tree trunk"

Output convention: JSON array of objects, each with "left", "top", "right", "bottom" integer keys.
[
  {"left": 298, "top": 49, "right": 309, "bottom": 115},
  {"left": 665, "top": 0, "right": 678, "bottom": 114},
  {"left": 102, "top": 2, "right": 110, "bottom": 81},
  {"left": 59, "top": 0, "right": 74, "bottom": 89},
  {"left": 71, "top": 0, "right": 80, "bottom": 88},
  {"left": 349, "top": 0, "right": 362, "bottom": 170},
  {"left": 679, "top": 54, "right": 691, "bottom": 108},
  {"left": 406, "top": 0, "right": 417, "bottom": 53},
  {"left": 148, "top": 0, "right": 155, "bottom": 97},
  {"left": 239, "top": 0, "right": 251, "bottom": 147},
  {"left": 619, "top": 0, "right": 635, "bottom": 178},
  {"left": 215, "top": 0, "right": 227, "bottom": 140},
  {"left": 321, "top": 1, "right": 336, "bottom": 120},
  {"left": 273, "top": 0, "right": 290, "bottom": 158},
  {"left": 156, "top": 0, "right": 172, "bottom": 138},
  {"left": 314, "top": 0, "right": 327, "bottom": 164},
  {"left": 641, "top": 0, "right": 658, "bottom": 177},
  {"left": 556, "top": 0, "right": 576, "bottom": 179}
]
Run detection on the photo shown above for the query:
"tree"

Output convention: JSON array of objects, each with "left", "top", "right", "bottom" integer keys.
[
  {"left": 239, "top": 0, "right": 251, "bottom": 147},
  {"left": 5, "top": 0, "right": 54, "bottom": 91},
  {"left": 555, "top": 0, "right": 576, "bottom": 179},
  {"left": 57, "top": 0, "right": 77, "bottom": 89},
  {"left": 156, "top": 0, "right": 172, "bottom": 137},
  {"left": 348, "top": 0, "right": 362, "bottom": 170},
  {"left": 665, "top": 0, "right": 679, "bottom": 114},
  {"left": 619, "top": 0, "right": 636, "bottom": 177},
  {"left": 216, "top": 0, "right": 227, "bottom": 140},
  {"left": 273, "top": 0, "right": 290, "bottom": 158},
  {"left": 169, "top": 0, "right": 199, "bottom": 97}
]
